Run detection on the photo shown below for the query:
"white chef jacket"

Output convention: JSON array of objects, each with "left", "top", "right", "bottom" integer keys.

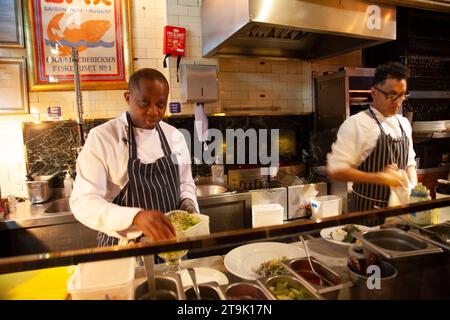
[
  {"left": 70, "top": 112, "right": 198, "bottom": 241},
  {"left": 327, "top": 107, "right": 416, "bottom": 174}
]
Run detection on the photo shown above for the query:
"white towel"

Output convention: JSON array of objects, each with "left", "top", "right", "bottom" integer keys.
[
  {"left": 194, "top": 103, "right": 208, "bottom": 150},
  {"left": 388, "top": 169, "right": 411, "bottom": 207}
]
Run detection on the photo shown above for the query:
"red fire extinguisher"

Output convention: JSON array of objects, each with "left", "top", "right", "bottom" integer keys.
[{"left": 163, "top": 25, "right": 186, "bottom": 82}]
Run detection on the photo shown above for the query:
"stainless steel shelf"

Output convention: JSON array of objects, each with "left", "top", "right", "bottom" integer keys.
[{"left": 413, "top": 131, "right": 450, "bottom": 139}]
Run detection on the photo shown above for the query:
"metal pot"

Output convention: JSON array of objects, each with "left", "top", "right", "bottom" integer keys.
[
  {"left": 26, "top": 180, "right": 52, "bottom": 204},
  {"left": 347, "top": 259, "right": 398, "bottom": 300},
  {"left": 353, "top": 228, "right": 444, "bottom": 299}
]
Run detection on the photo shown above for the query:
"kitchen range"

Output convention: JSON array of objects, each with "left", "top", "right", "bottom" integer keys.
[{"left": 0, "top": 0, "right": 450, "bottom": 306}]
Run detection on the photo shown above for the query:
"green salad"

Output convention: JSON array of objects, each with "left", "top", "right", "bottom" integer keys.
[
  {"left": 169, "top": 211, "right": 200, "bottom": 231},
  {"left": 330, "top": 224, "right": 361, "bottom": 243},
  {"left": 269, "top": 281, "right": 314, "bottom": 300},
  {"left": 255, "top": 256, "right": 288, "bottom": 277}
]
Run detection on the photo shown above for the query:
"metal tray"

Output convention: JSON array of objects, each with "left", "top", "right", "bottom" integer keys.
[
  {"left": 256, "top": 274, "right": 324, "bottom": 300},
  {"left": 282, "top": 257, "right": 353, "bottom": 295},
  {"left": 353, "top": 228, "right": 443, "bottom": 260}
]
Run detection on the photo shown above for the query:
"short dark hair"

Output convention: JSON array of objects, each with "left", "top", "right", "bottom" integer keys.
[
  {"left": 128, "top": 68, "right": 169, "bottom": 92},
  {"left": 373, "top": 62, "right": 410, "bottom": 86}
]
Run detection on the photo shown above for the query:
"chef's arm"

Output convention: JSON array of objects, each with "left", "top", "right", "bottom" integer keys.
[
  {"left": 177, "top": 133, "right": 200, "bottom": 213},
  {"left": 328, "top": 166, "right": 407, "bottom": 188},
  {"left": 70, "top": 134, "right": 142, "bottom": 238},
  {"left": 407, "top": 165, "right": 418, "bottom": 187}
]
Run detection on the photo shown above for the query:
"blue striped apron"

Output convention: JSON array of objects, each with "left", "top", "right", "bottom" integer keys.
[
  {"left": 97, "top": 112, "right": 181, "bottom": 247},
  {"left": 352, "top": 107, "right": 409, "bottom": 217}
]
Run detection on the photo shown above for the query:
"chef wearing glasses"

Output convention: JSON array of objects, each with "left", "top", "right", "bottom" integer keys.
[{"left": 327, "top": 62, "right": 418, "bottom": 212}]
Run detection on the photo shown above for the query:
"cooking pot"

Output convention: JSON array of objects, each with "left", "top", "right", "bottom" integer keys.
[{"left": 25, "top": 172, "right": 59, "bottom": 204}]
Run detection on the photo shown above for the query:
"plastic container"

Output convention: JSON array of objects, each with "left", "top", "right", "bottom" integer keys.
[
  {"left": 67, "top": 257, "right": 135, "bottom": 300},
  {"left": 409, "top": 184, "right": 436, "bottom": 226},
  {"left": 165, "top": 210, "right": 210, "bottom": 238},
  {"left": 310, "top": 195, "right": 343, "bottom": 219},
  {"left": 64, "top": 171, "right": 73, "bottom": 198},
  {"left": 436, "top": 179, "right": 450, "bottom": 223},
  {"left": 252, "top": 203, "right": 284, "bottom": 227}
]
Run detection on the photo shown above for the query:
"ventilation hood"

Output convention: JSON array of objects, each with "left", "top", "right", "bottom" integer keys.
[{"left": 202, "top": 0, "right": 397, "bottom": 60}]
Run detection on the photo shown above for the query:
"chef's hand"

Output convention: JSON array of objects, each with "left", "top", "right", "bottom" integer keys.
[
  {"left": 179, "top": 198, "right": 198, "bottom": 214},
  {"left": 133, "top": 210, "right": 176, "bottom": 241},
  {"left": 379, "top": 165, "right": 407, "bottom": 188}
]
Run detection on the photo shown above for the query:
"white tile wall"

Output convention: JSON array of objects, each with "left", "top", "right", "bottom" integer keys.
[
  {"left": 0, "top": 0, "right": 168, "bottom": 196},
  {"left": 217, "top": 58, "right": 307, "bottom": 114},
  {"left": 0, "top": 0, "right": 362, "bottom": 196}
]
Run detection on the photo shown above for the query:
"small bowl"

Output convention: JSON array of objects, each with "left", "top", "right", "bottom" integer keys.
[{"left": 224, "top": 282, "right": 269, "bottom": 300}]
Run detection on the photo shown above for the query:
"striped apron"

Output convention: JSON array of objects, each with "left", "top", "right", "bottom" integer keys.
[
  {"left": 352, "top": 107, "right": 409, "bottom": 217},
  {"left": 97, "top": 112, "right": 180, "bottom": 247}
]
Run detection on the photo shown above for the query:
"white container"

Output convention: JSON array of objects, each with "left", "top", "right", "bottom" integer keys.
[
  {"left": 165, "top": 210, "right": 210, "bottom": 238},
  {"left": 252, "top": 203, "right": 284, "bottom": 227},
  {"left": 310, "top": 195, "right": 343, "bottom": 219},
  {"left": 67, "top": 257, "right": 135, "bottom": 300}
]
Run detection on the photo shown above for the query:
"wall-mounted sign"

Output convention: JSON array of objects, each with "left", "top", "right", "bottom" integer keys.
[
  {"left": 47, "top": 106, "right": 62, "bottom": 120},
  {"left": 24, "top": 0, "right": 133, "bottom": 91},
  {"left": 169, "top": 102, "right": 181, "bottom": 114}
]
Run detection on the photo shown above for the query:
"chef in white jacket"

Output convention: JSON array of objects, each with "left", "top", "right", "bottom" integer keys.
[
  {"left": 327, "top": 62, "right": 418, "bottom": 213},
  {"left": 70, "top": 68, "right": 199, "bottom": 246}
]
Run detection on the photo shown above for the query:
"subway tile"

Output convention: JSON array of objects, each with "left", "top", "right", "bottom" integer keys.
[
  {"left": 287, "top": 82, "right": 301, "bottom": 91},
  {"left": 256, "top": 61, "right": 272, "bottom": 73},
  {"left": 186, "top": 36, "right": 200, "bottom": 48},
  {"left": 167, "top": 5, "right": 189, "bottom": 16},
  {"left": 272, "top": 82, "right": 287, "bottom": 91},
  {"left": 188, "top": 7, "right": 201, "bottom": 16},
  {"left": 179, "top": 0, "right": 198, "bottom": 6},
  {"left": 272, "top": 63, "right": 287, "bottom": 74},
  {"left": 231, "top": 91, "right": 249, "bottom": 100},
  {"left": 145, "top": 8, "right": 164, "bottom": 19},
  {"left": 249, "top": 90, "right": 265, "bottom": 100},
  {"left": 185, "top": 46, "right": 202, "bottom": 57},
  {"left": 179, "top": 16, "right": 200, "bottom": 27},
  {"left": 275, "top": 99, "right": 288, "bottom": 108},
  {"left": 263, "top": 74, "right": 279, "bottom": 83},
  {"left": 219, "top": 91, "right": 232, "bottom": 100},
  {"left": 246, "top": 72, "right": 264, "bottom": 83},
  {"left": 219, "top": 60, "right": 240, "bottom": 72},
  {"left": 239, "top": 61, "right": 258, "bottom": 73},
  {"left": 167, "top": 15, "right": 179, "bottom": 25},
  {"left": 256, "top": 99, "right": 273, "bottom": 107}
]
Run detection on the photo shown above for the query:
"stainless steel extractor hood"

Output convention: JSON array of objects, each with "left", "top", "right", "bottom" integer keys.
[{"left": 202, "top": 0, "right": 397, "bottom": 60}]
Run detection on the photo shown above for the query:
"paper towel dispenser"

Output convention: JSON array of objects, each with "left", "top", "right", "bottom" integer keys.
[{"left": 180, "top": 64, "right": 218, "bottom": 103}]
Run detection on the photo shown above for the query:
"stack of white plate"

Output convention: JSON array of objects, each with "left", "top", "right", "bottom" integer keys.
[{"left": 412, "top": 121, "right": 446, "bottom": 133}]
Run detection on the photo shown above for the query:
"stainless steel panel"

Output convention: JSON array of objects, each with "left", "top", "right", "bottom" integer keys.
[
  {"left": 44, "top": 197, "right": 70, "bottom": 213},
  {"left": 180, "top": 65, "right": 218, "bottom": 103},
  {"left": 249, "top": 0, "right": 396, "bottom": 39},
  {"left": 198, "top": 192, "right": 252, "bottom": 232},
  {"left": 202, "top": 0, "right": 396, "bottom": 60},
  {"left": 196, "top": 185, "right": 229, "bottom": 198}
]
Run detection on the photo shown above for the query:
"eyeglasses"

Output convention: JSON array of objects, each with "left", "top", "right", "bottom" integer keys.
[{"left": 374, "top": 87, "right": 410, "bottom": 103}]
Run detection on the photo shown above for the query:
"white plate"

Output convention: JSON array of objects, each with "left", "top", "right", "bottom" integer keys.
[
  {"left": 320, "top": 225, "right": 374, "bottom": 247},
  {"left": 224, "top": 242, "right": 306, "bottom": 280},
  {"left": 177, "top": 267, "right": 228, "bottom": 287}
]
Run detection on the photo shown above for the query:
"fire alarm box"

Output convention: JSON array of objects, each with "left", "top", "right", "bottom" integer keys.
[
  {"left": 163, "top": 26, "right": 186, "bottom": 56},
  {"left": 180, "top": 65, "right": 218, "bottom": 103}
]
